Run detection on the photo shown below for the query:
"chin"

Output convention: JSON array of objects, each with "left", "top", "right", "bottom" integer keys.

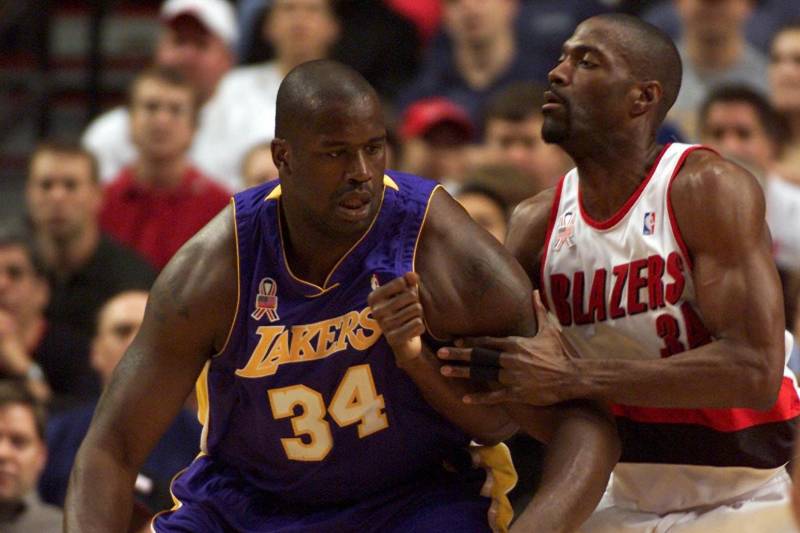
[{"left": 542, "top": 118, "right": 569, "bottom": 144}]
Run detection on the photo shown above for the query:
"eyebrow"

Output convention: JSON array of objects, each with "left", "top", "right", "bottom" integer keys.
[
  {"left": 562, "top": 43, "right": 604, "bottom": 57},
  {"left": 319, "top": 135, "right": 387, "bottom": 147}
]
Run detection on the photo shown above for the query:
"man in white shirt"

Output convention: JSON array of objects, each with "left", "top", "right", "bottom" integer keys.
[
  {"left": 214, "top": 0, "right": 339, "bottom": 188},
  {"left": 82, "top": 0, "right": 242, "bottom": 190}
]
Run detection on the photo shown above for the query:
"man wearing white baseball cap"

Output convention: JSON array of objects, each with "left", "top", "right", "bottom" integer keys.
[{"left": 82, "top": 0, "right": 272, "bottom": 192}]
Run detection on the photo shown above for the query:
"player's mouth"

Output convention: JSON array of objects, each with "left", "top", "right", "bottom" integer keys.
[
  {"left": 542, "top": 90, "right": 567, "bottom": 112},
  {"left": 336, "top": 192, "right": 372, "bottom": 222}
]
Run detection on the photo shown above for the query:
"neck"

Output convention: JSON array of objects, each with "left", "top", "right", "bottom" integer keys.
[
  {"left": 570, "top": 133, "right": 663, "bottom": 221},
  {"left": 455, "top": 32, "right": 515, "bottom": 89},
  {"left": 35, "top": 224, "right": 100, "bottom": 279},
  {"left": 685, "top": 31, "right": 743, "bottom": 71},
  {"left": 279, "top": 200, "right": 365, "bottom": 287},
  {"left": 134, "top": 156, "right": 187, "bottom": 189}
]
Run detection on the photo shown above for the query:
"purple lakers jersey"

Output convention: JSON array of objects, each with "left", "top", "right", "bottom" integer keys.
[{"left": 195, "top": 171, "right": 470, "bottom": 506}]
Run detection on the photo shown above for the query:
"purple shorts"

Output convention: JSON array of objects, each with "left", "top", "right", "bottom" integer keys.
[{"left": 152, "top": 454, "right": 499, "bottom": 533}]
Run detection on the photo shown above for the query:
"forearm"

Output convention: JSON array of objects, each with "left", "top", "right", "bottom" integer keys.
[
  {"left": 65, "top": 437, "right": 138, "bottom": 532},
  {"left": 512, "top": 402, "right": 619, "bottom": 533},
  {"left": 401, "top": 351, "right": 517, "bottom": 444},
  {"left": 570, "top": 339, "right": 780, "bottom": 409}
]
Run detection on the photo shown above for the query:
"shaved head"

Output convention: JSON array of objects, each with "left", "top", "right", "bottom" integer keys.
[
  {"left": 590, "top": 14, "right": 682, "bottom": 121},
  {"left": 275, "top": 60, "right": 380, "bottom": 141}
]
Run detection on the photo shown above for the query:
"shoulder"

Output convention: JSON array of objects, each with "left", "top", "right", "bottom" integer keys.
[
  {"left": 671, "top": 149, "right": 766, "bottom": 255},
  {"left": 505, "top": 187, "right": 558, "bottom": 274},
  {"left": 671, "top": 149, "right": 765, "bottom": 217},
  {"left": 417, "top": 187, "right": 535, "bottom": 338},
  {"left": 82, "top": 107, "right": 129, "bottom": 144}
]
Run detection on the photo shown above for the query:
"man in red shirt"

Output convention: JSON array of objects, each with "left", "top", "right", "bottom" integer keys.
[{"left": 100, "top": 67, "right": 231, "bottom": 270}]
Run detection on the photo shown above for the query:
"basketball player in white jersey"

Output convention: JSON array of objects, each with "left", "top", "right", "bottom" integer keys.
[{"left": 437, "top": 14, "right": 800, "bottom": 532}]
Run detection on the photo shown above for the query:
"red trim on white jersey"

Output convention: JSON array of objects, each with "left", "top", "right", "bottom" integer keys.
[
  {"left": 612, "top": 377, "right": 800, "bottom": 432},
  {"left": 665, "top": 145, "right": 718, "bottom": 271},
  {"left": 538, "top": 176, "right": 566, "bottom": 310},
  {"left": 578, "top": 143, "right": 671, "bottom": 230}
]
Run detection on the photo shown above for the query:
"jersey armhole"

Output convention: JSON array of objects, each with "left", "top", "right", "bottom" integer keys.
[
  {"left": 539, "top": 176, "right": 567, "bottom": 312},
  {"left": 666, "top": 146, "right": 718, "bottom": 272},
  {"left": 212, "top": 198, "right": 242, "bottom": 358}
]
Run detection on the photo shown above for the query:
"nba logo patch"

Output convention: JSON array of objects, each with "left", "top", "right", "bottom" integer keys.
[
  {"left": 252, "top": 277, "right": 280, "bottom": 322},
  {"left": 370, "top": 273, "right": 380, "bottom": 291},
  {"left": 643, "top": 212, "right": 656, "bottom": 235}
]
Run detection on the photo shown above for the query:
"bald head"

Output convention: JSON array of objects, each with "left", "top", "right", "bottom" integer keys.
[
  {"left": 588, "top": 14, "right": 682, "bottom": 121},
  {"left": 275, "top": 60, "right": 380, "bottom": 141}
]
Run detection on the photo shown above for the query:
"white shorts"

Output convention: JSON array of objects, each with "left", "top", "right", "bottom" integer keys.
[{"left": 580, "top": 469, "right": 797, "bottom": 533}]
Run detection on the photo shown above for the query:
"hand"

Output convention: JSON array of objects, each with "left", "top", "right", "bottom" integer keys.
[
  {"left": 0, "top": 310, "right": 32, "bottom": 376},
  {"left": 368, "top": 272, "right": 425, "bottom": 367},
  {"left": 437, "top": 290, "right": 580, "bottom": 406}
]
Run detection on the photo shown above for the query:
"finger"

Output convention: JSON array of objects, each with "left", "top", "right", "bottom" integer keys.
[
  {"left": 403, "top": 271, "right": 419, "bottom": 289},
  {"left": 533, "top": 290, "right": 549, "bottom": 333},
  {"left": 456, "top": 336, "right": 518, "bottom": 351},
  {"left": 439, "top": 365, "right": 471, "bottom": 379},
  {"left": 384, "top": 318, "right": 425, "bottom": 346},
  {"left": 367, "top": 276, "right": 412, "bottom": 306},
  {"left": 380, "top": 303, "right": 424, "bottom": 331},
  {"left": 370, "top": 291, "right": 420, "bottom": 319},
  {"left": 436, "top": 347, "right": 473, "bottom": 362},
  {"left": 463, "top": 389, "right": 513, "bottom": 405}
]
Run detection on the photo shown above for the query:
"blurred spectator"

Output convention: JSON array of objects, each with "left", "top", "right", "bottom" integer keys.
[
  {"left": 0, "top": 226, "right": 97, "bottom": 410},
  {"left": 769, "top": 21, "right": 800, "bottom": 185},
  {"left": 398, "top": 0, "right": 541, "bottom": 127},
  {"left": 456, "top": 163, "right": 538, "bottom": 210},
  {"left": 697, "top": 84, "right": 800, "bottom": 325},
  {"left": 100, "top": 68, "right": 230, "bottom": 271},
  {"left": 643, "top": 0, "right": 798, "bottom": 55},
  {"left": 83, "top": 0, "right": 255, "bottom": 190},
  {"left": 453, "top": 183, "right": 509, "bottom": 243},
  {"left": 331, "top": 0, "right": 421, "bottom": 100},
  {"left": 242, "top": 142, "right": 278, "bottom": 189},
  {"left": 385, "top": 0, "right": 443, "bottom": 45},
  {"left": 39, "top": 291, "right": 201, "bottom": 512},
  {"left": 669, "top": 0, "right": 769, "bottom": 135},
  {"left": 515, "top": 0, "right": 611, "bottom": 81},
  {"left": 219, "top": 0, "right": 339, "bottom": 186},
  {"left": 26, "top": 142, "right": 156, "bottom": 341},
  {"left": 0, "top": 381, "right": 60, "bottom": 533},
  {"left": 399, "top": 97, "right": 474, "bottom": 182},
  {"left": 482, "top": 82, "right": 572, "bottom": 192}
]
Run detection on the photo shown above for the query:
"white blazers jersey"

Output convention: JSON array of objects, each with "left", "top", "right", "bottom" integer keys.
[{"left": 541, "top": 143, "right": 800, "bottom": 513}]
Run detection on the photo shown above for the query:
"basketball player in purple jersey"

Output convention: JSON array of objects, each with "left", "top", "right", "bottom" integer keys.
[
  {"left": 438, "top": 14, "right": 800, "bottom": 531},
  {"left": 65, "top": 61, "right": 618, "bottom": 532}
]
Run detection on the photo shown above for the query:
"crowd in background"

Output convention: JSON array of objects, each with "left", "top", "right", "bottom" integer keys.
[{"left": 0, "top": 0, "right": 799, "bottom": 529}]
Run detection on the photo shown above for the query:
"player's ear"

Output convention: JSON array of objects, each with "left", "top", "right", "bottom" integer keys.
[
  {"left": 271, "top": 138, "right": 291, "bottom": 174},
  {"left": 630, "top": 81, "right": 662, "bottom": 118}
]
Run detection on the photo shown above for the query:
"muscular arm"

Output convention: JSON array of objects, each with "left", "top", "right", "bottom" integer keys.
[
  {"left": 383, "top": 188, "right": 534, "bottom": 444},
  {"left": 64, "top": 206, "right": 238, "bottom": 532},
  {"left": 505, "top": 190, "right": 619, "bottom": 533},
  {"left": 422, "top": 188, "right": 619, "bottom": 531},
  {"left": 565, "top": 152, "right": 785, "bottom": 409}
]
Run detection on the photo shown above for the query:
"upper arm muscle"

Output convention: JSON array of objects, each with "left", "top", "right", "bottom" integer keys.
[{"left": 87, "top": 206, "right": 239, "bottom": 467}]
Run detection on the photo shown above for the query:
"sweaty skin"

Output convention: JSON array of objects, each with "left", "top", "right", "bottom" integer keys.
[
  {"left": 437, "top": 16, "right": 785, "bottom": 413},
  {"left": 65, "top": 61, "right": 619, "bottom": 533},
  {"left": 371, "top": 188, "right": 620, "bottom": 532}
]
